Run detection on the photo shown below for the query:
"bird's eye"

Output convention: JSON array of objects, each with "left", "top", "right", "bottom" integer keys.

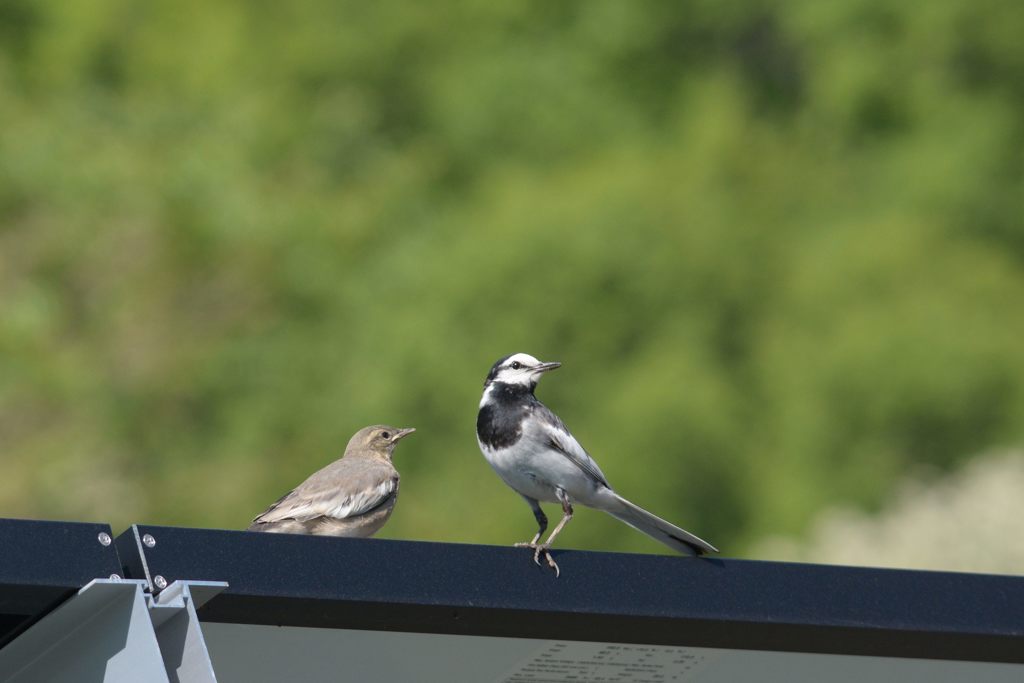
[
  {"left": 381, "top": 431, "right": 391, "bottom": 439},
  {"left": 510, "top": 361, "right": 522, "bottom": 370}
]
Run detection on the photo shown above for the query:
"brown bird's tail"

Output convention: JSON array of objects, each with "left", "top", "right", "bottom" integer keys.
[{"left": 602, "top": 492, "right": 718, "bottom": 556}]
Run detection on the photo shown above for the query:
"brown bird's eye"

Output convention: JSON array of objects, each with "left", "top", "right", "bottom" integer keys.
[
  {"left": 510, "top": 361, "right": 522, "bottom": 370},
  {"left": 381, "top": 431, "right": 391, "bottom": 439}
]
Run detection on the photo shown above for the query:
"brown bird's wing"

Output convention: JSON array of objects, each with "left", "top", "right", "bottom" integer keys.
[{"left": 251, "top": 457, "right": 398, "bottom": 525}]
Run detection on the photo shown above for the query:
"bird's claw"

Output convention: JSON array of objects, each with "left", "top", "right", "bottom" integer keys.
[
  {"left": 534, "top": 545, "right": 560, "bottom": 578},
  {"left": 513, "top": 541, "right": 560, "bottom": 576}
]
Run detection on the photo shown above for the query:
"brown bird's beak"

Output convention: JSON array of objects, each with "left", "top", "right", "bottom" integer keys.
[
  {"left": 393, "top": 427, "right": 416, "bottom": 441},
  {"left": 535, "top": 361, "right": 561, "bottom": 373}
]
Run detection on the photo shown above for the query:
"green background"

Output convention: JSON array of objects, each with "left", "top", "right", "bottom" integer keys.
[{"left": 2, "top": 0, "right": 1023, "bottom": 562}]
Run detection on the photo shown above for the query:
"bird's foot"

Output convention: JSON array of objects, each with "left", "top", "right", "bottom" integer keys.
[
  {"left": 513, "top": 541, "right": 560, "bottom": 576},
  {"left": 533, "top": 544, "right": 560, "bottom": 578}
]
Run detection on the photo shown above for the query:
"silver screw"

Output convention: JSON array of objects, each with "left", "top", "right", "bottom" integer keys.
[
  {"left": 142, "top": 534, "right": 156, "bottom": 548},
  {"left": 109, "top": 574, "right": 121, "bottom": 580},
  {"left": 153, "top": 575, "right": 168, "bottom": 590},
  {"left": 98, "top": 532, "right": 112, "bottom": 547}
]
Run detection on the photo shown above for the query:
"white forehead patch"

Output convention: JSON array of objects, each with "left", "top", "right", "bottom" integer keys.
[
  {"left": 506, "top": 353, "right": 541, "bottom": 366},
  {"left": 489, "top": 352, "right": 549, "bottom": 387}
]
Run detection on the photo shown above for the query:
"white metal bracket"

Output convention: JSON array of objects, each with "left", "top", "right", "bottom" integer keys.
[{"left": 0, "top": 578, "right": 227, "bottom": 683}]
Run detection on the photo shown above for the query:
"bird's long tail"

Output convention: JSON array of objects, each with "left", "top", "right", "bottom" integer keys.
[{"left": 601, "top": 492, "right": 718, "bottom": 556}]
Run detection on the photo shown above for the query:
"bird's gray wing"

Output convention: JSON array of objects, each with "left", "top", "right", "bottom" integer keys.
[
  {"left": 252, "top": 458, "right": 398, "bottom": 524},
  {"left": 533, "top": 403, "right": 610, "bottom": 487}
]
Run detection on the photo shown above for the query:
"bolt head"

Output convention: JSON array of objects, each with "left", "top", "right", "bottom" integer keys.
[
  {"left": 153, "top": 575, "right": 168, "bottom": 590},
  {"left": 98, "top": 532, "right": 112, "bottom": 547},
  {"left": 142, "top": 534, "right": 156, "bottom": 548},
  {"left": 109, "top": 574, "right": 121, "bottom": 580}
]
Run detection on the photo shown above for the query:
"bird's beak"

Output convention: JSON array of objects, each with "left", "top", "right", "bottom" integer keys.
[
  {"left": 534, "top": 361, "right": 561, "bottom": 373},
  {"left": 393, "top": 427, "right": 416, "bottom": 441}
]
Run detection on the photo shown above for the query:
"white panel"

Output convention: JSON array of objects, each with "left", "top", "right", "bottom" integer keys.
[{"left": 200, "top": 622, "right": 1024, "bottom": 683}]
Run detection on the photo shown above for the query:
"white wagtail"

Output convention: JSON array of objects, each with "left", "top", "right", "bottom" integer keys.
[
  {"left": 476, "top": 353, "right": 717, "bottom": 575},
  {"left": 248, "top": 425, "right": 415, "bottom": 536}
]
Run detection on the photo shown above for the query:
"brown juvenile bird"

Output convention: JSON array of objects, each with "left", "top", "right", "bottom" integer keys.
[{"left": 248, "top": 425, "right": 415, "bottom": 536}]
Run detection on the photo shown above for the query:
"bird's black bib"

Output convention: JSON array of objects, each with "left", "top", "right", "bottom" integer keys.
[{"left": 477, "top": 382, "right": 536, "bottom": 450}]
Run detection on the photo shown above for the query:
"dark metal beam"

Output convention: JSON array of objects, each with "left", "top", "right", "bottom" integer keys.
[
  {"left": 115, "top": 524, "right": 1024, "bottom": 664},
  {"left": 0, "top": 518, "right": 122, "bottom": 648}
]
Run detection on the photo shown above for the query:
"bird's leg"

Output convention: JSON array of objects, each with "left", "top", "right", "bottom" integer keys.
[
  {"left": 515, "top": 496, "right": 548, "bottom": 548},
  {"left": 535, "top": 488, "right": 573, "bottom": 577}
]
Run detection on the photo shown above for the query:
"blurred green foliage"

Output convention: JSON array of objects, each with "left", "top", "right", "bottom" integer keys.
[{"left": 1, "top": 0, "right": 1023, "bottom": 556}]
